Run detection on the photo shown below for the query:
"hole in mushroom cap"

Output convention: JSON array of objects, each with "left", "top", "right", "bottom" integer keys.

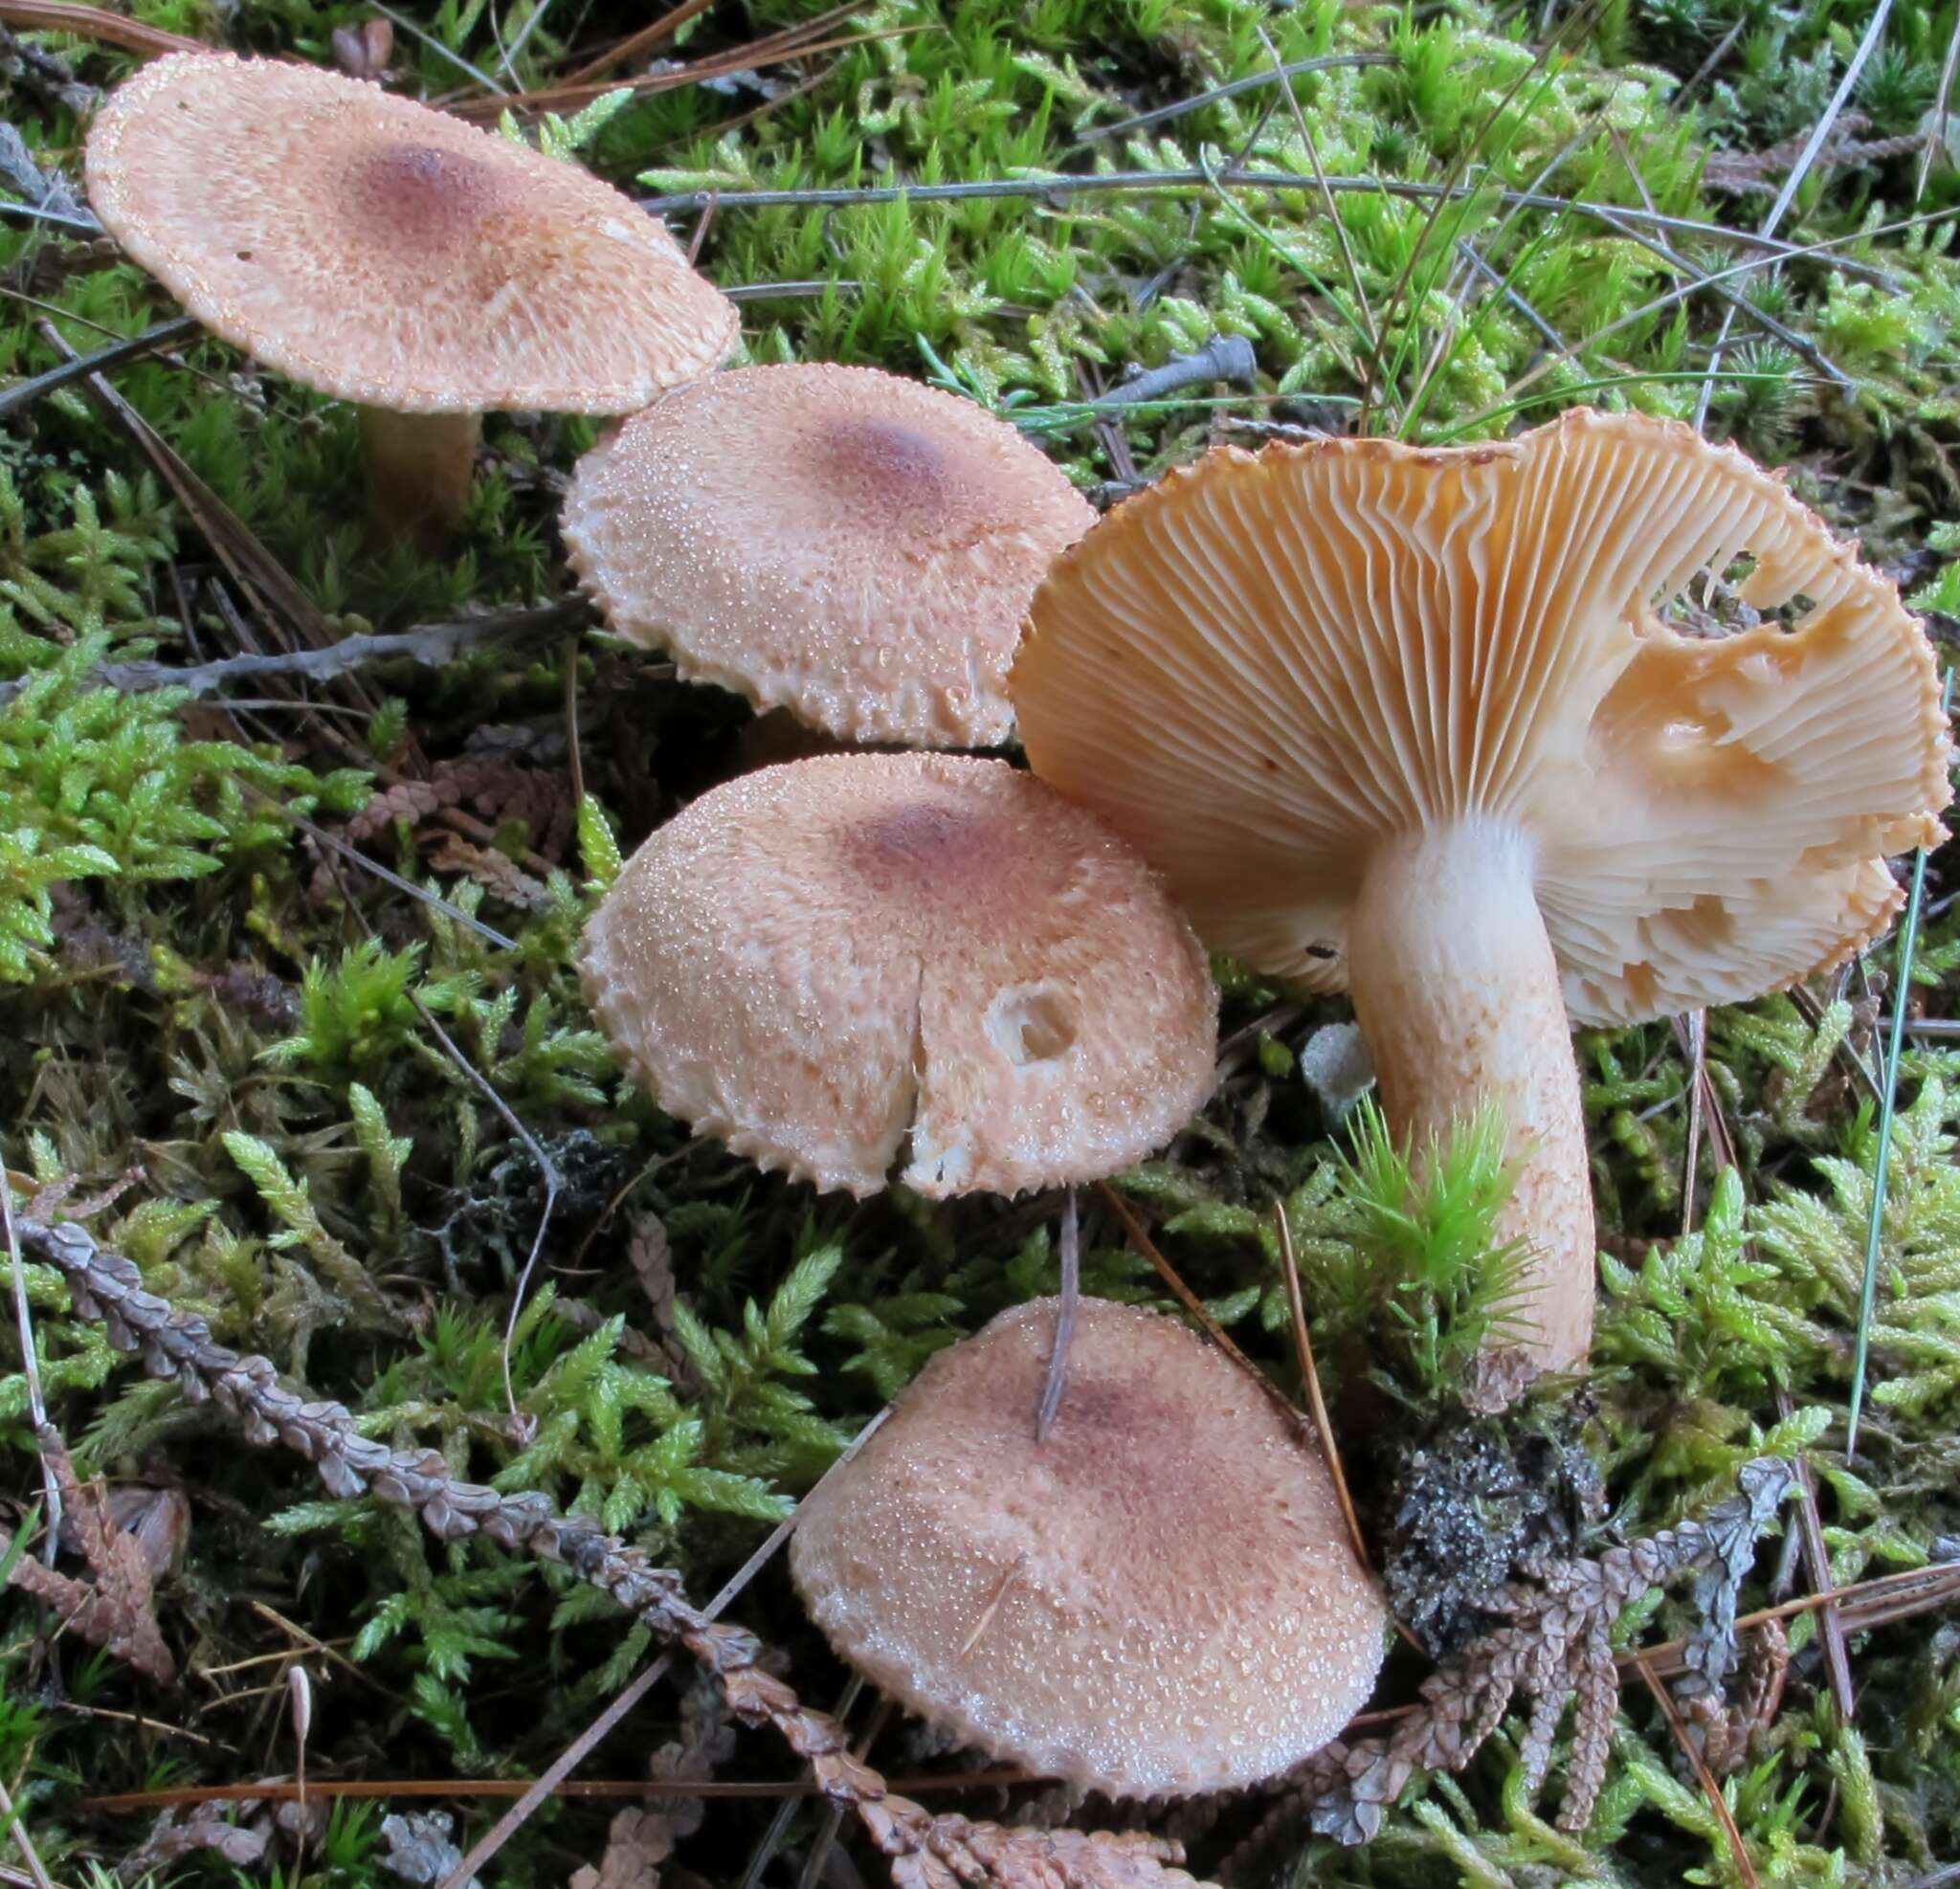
[{"left": 987, "top": 986, "right": 1078, "bottom": 1067}]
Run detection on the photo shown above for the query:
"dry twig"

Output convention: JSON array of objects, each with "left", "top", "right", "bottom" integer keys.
[{"left": 21, "top": 1211, "right": 1217, "bottom": 1889}]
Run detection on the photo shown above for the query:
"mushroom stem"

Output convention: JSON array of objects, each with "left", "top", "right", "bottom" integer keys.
[
  {"left": 357, "top": 408, "right": 481, "bottom": 543},
  {"left": 1346, "top": 818, "right": 1593, "bottom": 1386}
]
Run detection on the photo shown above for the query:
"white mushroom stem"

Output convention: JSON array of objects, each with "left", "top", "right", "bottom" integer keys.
[
  {"left": 357, "top": 409, "right": 482, "bottom": 542},
  {"left": 1346, "top": 817, "right": 1594, "bottom": 1381}
]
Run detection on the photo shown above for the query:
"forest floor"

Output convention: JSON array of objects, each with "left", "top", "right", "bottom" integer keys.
[{"left": 3, "top": 0, "right": 1960, "bottom": 1885}]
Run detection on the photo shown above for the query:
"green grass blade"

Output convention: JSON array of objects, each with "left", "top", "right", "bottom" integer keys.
[{"left": 1846, "top": 665, "right": 1955, "bottom": 1459}]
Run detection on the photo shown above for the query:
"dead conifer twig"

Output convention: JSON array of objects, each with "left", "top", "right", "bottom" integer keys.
[
  {"left": 23, "top": 1217, "right": 1202, "bottom": 1886},
  {"left": 1088, "top": 335, "right": 1258, "bottom": 411},
  {"left": 0, "top": 604, "right": 588, "bottom": 709},
  {"left": 1256, "top": 1457, "right": 1799, "bottom": 1852}
]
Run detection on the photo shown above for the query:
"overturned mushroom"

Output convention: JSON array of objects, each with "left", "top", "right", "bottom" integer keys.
[
  {"left": 85, "top": 53, "right": 737, "bottom": 539},
  {"left": 579, "top": 752, "right": 1217, "bottom": 1198},
  {"left": 791, "top": 1296, "right": 1388, "bottom": 1798},
  {"left": 1013, "top": 410, "right": 1950, "bottom": 1383},
  {"left": 560, "top": 363, "right": 1094, "bottom": 747}
]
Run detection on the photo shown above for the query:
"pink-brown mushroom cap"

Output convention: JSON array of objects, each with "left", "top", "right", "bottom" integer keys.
[
  {"left": 791, "top": 1297, "right": 1388, "bottom": 1798},
  {"left": 561, "top": 364, "right": 1095, "bottom": 746},
  {"left": 579, "top": 753, "right": 1217, "bottom": 1198},
  {"left": 84, "top": 52, "right": 737, "bottom": 412}
]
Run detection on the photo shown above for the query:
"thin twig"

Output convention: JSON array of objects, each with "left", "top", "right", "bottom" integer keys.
[
  {"left": 1677, "top": 14, "right": 1748, "bottom": 103},
  {"left": 1922, "top": 6, "right": 1960, "bottom": 200},
  {"left": 0, "top": 0, "right": 201, "bottom": 53},
  {"left": 1775, "top": 1394, "right": 1857, "bottom": 1722},
  {"left": 635, "top": 169, "right": 1899, "bottom": 284},
  {"left": 1848, "top": 666, "right": 1953, "bottom": 1458},
  {"left": 1095, "top": 1182, "right": 1267, "bottom": 1382},
  {"left": 0, "top": 198, "right": 99, "bottom": 232},
  {"left": 440, "top": 1655, "right": 677, "bottom": 1889},
  {"left": 740, "top": 1678, "right": 862, "bottom": 1889},
  {"left": 1455, "top": 203, "right": 1954, "bottom": 433},
  {"left": 459, "top": 10, "right": 907, "bottom": 118},
  {"left": 1681, "top": 1010, "right": 1707, "bottom": 1234},
  {"left": 293, "top": 814, "right": 519, "bottom": 952},
  {"left": 1695, "top": 0, "right": 1892, "bottom": 430},
  {"left": 1258, "top": 24, "right": 1381, "bottom": 383},
  {"left": 1036, "top": 1189, "right": 1079, "bottom": 1441},
  {"left": 1, "top": 1181, "right": 57, "bottom": 1565},
  {"left": 0, "top": 316, "right": 195, "bottom": 420},
  {"left": 368, "top": 1, "right": 507, "bottom": 93},
  {"left": 798, "top": 1699, "right": 893, "bottom": 1889},
  {"left": 88, "top": 1768, "right": 1036, "bottom": 1814},
  {"left": 1073, "top": 52, "right": 1395, "bottom": 146},
  {"left": 0, "top": 604, "right": 586, "bottom": 708},
  {"left": 562, "top": 0, "right": 715, "bottom": 85},
  {"left": 1588, "top": 203, "right": 1855, "bottom": 389},
  {"left": 1456, "top": 238, "right": 1568, "bottom": 352}
]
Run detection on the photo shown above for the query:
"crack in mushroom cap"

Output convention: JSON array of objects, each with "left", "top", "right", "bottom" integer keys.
[
  {"left": 790, "top": 1297, "right": 1388, "bottom": 1799},
  {"left": 560, "top": 365, "right": 1095, "bottom": 746},
  {"left": 85, "top": 53, "right": 738, "bottom": 412},
  {"left": 579, "top": 754, "right": 1217, "bottom": 1198},
  {"left": 1012, "top": 409, "right": 1951, "bottom": 1024}
]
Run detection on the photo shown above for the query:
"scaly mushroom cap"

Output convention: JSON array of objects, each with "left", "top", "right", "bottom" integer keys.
[
  {"left": 85, "top": 53, "right": 737, "bottom": 412},
  {"left": 560, "top": 364, "right": 1095, "bottom": 746},
  {"left": 791, "top": 1297, "right": 1388, "bottom": 1798},
  {"left": 1013, "top": 409, "right": 1951, "bottom": 1022},
  {"left": 579, "top": 753, "right": 1217, "bottom": 1198}
]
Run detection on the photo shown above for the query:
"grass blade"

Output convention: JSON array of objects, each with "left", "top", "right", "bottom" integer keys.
[{"left": 1846, "top": 665, "right": 1955, "bottom": 1459}]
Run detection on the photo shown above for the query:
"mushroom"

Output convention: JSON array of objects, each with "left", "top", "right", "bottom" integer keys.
[
  {"left": 560, "top": 363, "right": 1094, "bottom": 746},
  {"left": 85, "top": 53, "right": 737, "bottom": 540},
  {"left": 579, "top": 752, "right": 1216, "bottom": 1198},
  {"left": 790, "top": 1295, "right": 1387, "bottom": 1798},
  {"left": 1012, "top": 409, "right": 1951, "bottom": 1383}
]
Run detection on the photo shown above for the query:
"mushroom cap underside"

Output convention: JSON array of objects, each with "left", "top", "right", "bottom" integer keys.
[{"left": 1012, "top": 407, "right": 1951, "bottom": 1024}]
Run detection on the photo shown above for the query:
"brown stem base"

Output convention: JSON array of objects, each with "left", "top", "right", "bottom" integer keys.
[{"left": 358, "top": 408, "right": 482, "bottom": 546}]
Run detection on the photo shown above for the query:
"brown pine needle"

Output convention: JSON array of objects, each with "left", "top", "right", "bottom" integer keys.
[
  {"left": 1634, "top": 1654, "right": 1761, "bottom": 1889},
  {"left": 85, "top": 1769, "right": 1039, "bottom": 1815},
  {"left": 562, "top": 0, "right": 717, "bottom": 86},
  {"left": 957, "top": 1554, "right": 1029, "bottom": 1659},
  {"left": 1272, "top": 1203, "right": 1370, "bottom": 1578},
  {"left": 79, "top": 1562, "right": 1960, "bottom": 1821},
  {"left": 0, "top": 0, "right": 201, "bottom": 53},
  {"left": 1096, "top": 1182, "right": 1266, "bottom": 1382}
]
